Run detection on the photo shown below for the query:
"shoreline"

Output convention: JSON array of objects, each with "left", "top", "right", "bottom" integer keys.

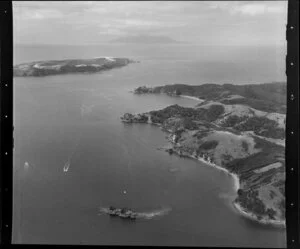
[
  {"left": 168, "top": 145, "right": 285, "bottom": 228},
  {"left": 121, "top": 116, "right": 286, "bottom": 228},
  {"left": 132, "top": 90, "right": 204, "bottom": 103},
  {"left": 173, "top": 149, "right": 241, "bottom": 192},
  {"left": 233, "top": 202, "right": 286, "bottom": 227}
]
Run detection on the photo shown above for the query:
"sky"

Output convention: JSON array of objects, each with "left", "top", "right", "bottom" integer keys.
[{"left": 13, "top": 1, "right": 287, "bottom": 46}]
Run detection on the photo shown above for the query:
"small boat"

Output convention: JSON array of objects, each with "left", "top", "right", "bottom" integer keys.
[{"left": 63, "top": 161, "right": 70, "bottom": 172}]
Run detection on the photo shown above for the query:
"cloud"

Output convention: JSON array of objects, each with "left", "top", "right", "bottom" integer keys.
[
  {"left": 209, "top": 1, "right": 286, "bottom": 16},
  {"left": 122, "top": 19, "right": 160, "bottom": 27},
  {"left": 30, "top": 9, "right": 64, "bottom": 19},
  {"left": 13, "top": 1, "right": 287, "bottom": 46},
  {"left": 13, "top": 3, "right": 64, "bottom": 20},
  {"left": 97, "top": 28, "right": 126, "bottom": 36}
]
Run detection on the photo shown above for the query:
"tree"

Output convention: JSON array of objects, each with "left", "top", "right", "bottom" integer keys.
[{"left": 175, "top": 89, "right": 182, "bottom": 96}]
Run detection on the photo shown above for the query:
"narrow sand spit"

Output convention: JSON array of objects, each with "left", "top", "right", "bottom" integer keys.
[{"left": 180, "top": 95, "right": 204, "bottom": 102}]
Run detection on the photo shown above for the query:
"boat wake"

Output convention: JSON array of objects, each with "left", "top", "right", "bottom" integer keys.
[
  {"left": 136, "top": 208, "right": 172, "bottom": 219},
  {"left": 98, "top": 207, "right": 171, "bottom": 220}
]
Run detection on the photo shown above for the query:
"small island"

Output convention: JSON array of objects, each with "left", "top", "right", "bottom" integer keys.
[
  {"left": 13, "top": 57, "right": 136, "bottom": 77},
  {"left": 122, "top": 82, "right": 286, "bottom": 226}
]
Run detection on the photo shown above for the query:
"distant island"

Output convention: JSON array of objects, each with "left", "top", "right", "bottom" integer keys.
[
  {"left": 122, "top": 82, "right": 286, "bottom": 226},
  {"left": 111, "top": 35, "right": 183, "bottom": 44},
  {"left": 13, "top": 57, "right": 136, "bottom": 77}
]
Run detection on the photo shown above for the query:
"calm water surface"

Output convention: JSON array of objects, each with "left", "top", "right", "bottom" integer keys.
[{"left": 13, "top": 45, "right": 286, "bottom": 246}]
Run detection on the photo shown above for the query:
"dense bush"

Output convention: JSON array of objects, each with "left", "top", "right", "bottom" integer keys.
[
  {"left": 266, "top": 208, "right": 276, "bottom": 219},
  {"left": 225, "top": 138, "right": 284, "bottom": 175},
  {"left": 206, "top": 105, "right": 225, "bottom": 121},
  {"left": 149, "top": 104, "right": 225, "bottom": 125},
  {"left": 182, "top": 118, "right": 199, "bottom": 130},
  {"left": 237, "top": 189, "right": 244, "bottom": 196},
  {"left": 278, "top": 199, "right": 285, "bottom": 218},
  {"left": 149, "top": 82, "right": 286, "bottom": 113},
  {"left": 221, "top": 115, "right": 245, "bottom": 127},
  {"left": 241, "top": 141, "right": 249, "bottom": 152},
  {"left": 235, "top": 116, "right": 285, "bottom": 139},
  {"left": 150, "top": 115, "right": 164, "bottom": 124},
  {"left": 198, "top": 140, "right": 219, "bottom": 150},
  {"left": 259, "top": 128, "right": 285, "bottom": 139},
  {"left": 236, "top": 189, "right": 267, "bottom": 216}
]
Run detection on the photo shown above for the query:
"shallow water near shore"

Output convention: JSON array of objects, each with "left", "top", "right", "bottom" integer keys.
[{"left": 13, "top": 44, "right": 286, "bottom": 247}]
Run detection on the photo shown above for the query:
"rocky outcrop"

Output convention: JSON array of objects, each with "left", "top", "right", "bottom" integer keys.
[
  {"left": 121, "top": 113, "right": 149, "bottom": 123},
  {"left": 134, "top": 86, "right": 155, "bottom": 94}
]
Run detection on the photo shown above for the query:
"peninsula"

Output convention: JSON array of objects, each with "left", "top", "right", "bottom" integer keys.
[
  {"left": 13, "top": 57, "right": 135, "bottom": 77},
  {"left": 122, "top": 83, "right": 286, "bottom": 226}
]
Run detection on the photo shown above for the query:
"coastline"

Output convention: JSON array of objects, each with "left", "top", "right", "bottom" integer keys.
[
  {"left": 132, "top": 90, "right": 204, "bottom": 103},
  {"left": 121, "top": 115, "right": 286, "bottom": 228},
  {"left": 172, "top": 149, "right": 240, "bottom": 192},
  {"left": 233, "top": 202, "right": 286, "bottom": 227},
  {"left": 167, "top": 144, "right": 285, "bottom": 228}
]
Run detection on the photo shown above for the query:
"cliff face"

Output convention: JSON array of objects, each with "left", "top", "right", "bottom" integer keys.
[
  {"left": 123, "top": 83, "right": 286, "bottom": 225},
  {"left": 13, "top": 57, "right": 135, "bottom": 77}
]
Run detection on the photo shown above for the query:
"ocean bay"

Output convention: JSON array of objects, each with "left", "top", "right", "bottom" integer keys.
[{"left": 13, "top": 45, "right": 286, "bottom": 246}]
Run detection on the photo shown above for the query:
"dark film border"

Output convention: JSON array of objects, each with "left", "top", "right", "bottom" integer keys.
[
  {"left": 286, "top": 0, "right": 299, "bottom": 248},
  {"left": 0, "top": 0, "right": 13, "bottom": 245},
  {"left": 0, "top": 0, "right": 299, "bottom": 247}
]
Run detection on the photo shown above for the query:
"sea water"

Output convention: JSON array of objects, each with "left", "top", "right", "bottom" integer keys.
[{"left": 13, "top": 44, "right": 286, "bottom": 246}]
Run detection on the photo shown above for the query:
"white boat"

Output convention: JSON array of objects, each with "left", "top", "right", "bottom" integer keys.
[{"left": 63, "top": 161, "right": 70, "bottom": 172}]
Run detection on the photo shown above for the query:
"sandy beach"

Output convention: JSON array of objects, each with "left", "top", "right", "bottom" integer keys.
[
  {"left": 188, "top": 154, "right": 240, "bottom": 191},
  {"left": 180, "top": 95, "right": 204, "bottom": 102},
  {"left": 233, "top": 202, "right": 286, "bottom": 227}
]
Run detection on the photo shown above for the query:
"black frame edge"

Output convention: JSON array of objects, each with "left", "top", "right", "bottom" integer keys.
[
  {"left": 0, "top": 0, "right": 13, "bottom": 246},
  {"left": 0, "top": 0, "right": 298, "bottom": 248},
  {"left": 286, "top": 0, "right": 300, "bottom": 248}
]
